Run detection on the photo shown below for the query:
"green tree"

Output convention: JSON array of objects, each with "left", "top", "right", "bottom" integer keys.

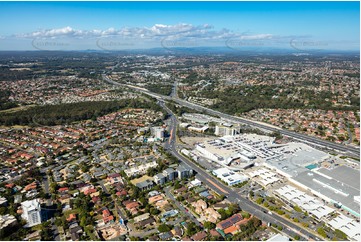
[
  {"left": 256, "top": 197, "right": 264, "bottom": 204},
  {"left": 203, "top": 221, "right": 216, "bottom": 230},
  {"left": 241, "top": 211, "right": 250, "bottom": 219},
  {"left": 334, "top": 229, "right": 347, "bottom": 240},
  {"left": 317, "top": 227, "right": 327, "bottom": 238},
  {"left": 186, "top": 222, "right": 198, "bottom": 236},
  {"left": 158, "top": 223, "right": 171, "bottom": 233}
]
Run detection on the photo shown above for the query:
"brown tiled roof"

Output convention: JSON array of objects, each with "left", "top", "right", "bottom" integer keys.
[
  {"left": 209, "top": 229, "right": 220, "bottom": 237},
  {"left": 191, "top": 231, "right": 207, "bottom": 241}
]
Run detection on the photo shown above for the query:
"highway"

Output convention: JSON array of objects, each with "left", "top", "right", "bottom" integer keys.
[
  {"left": 158, "top": 100, "right": 322, "bottom": 241},
  {"left": 102, "top": 74, "right": 360, "bottom": 157},
  {"left": 101, "top": 74, "right": 328, "bottom": 240}
]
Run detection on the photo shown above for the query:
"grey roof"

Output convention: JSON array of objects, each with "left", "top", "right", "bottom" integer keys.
[
  {"left": 177, "top": 165, "right": 190, "bottom": 173},
  {"left": 317, "top": 166, "right": 360, "bottom": 190},
  {"left": 93, "top": 171, "right": 105, "bottom": 177},
  {"left": 155, "top": 173, "right": 166, "bottom": 179},
  {"left": 292, "top": 169, "right": 360, "bottom": 215},
  {"left": 159, "top": 232, "right": 173, "bottom": 240},
  {"left": 136, "top": 180, "right": 154, "bottom": 189},
  {"left": 163, "top": 168, "right": 176, "bottom": 174}
]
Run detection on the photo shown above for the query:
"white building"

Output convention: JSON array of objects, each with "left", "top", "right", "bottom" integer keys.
[
  {"left": 188, "top": 126, "right": 209, "bottom": 133},
  {"left": 152, "top": 127, "right": 164, "bottom": 140},
  {"left": 189, "top": 178, "right": 202, "bottom": 188},
  {"left": 124, "top": 161, "right": 158, "bottom": 177},
  {"left": 212, "top": 168, "right": 249, "bottom": 186},
  {"left": 195, "top": 135, "right": 257, "bottom": 169},
  {"left": 215, "top": 124, "right": 240, "bottom": 136},
  {"left": 275, "top": 185, "right": 334, "bottom": 221},
  {"left": 21, "top": 199, "right": 41, "bottom": 227}
]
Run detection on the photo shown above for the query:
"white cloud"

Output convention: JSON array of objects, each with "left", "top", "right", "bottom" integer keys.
[{"left": 14, "top": 23, "right": 274, "bottom": 42}]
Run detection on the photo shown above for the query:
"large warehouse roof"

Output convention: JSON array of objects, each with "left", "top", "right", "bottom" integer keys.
[{"left": 291, "top": 169, "right": 360, "bottom": 216}]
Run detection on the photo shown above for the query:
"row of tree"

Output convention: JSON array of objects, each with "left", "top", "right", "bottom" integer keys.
[{"left": 0, "top": 98, "right": 162, "bottom": 126}]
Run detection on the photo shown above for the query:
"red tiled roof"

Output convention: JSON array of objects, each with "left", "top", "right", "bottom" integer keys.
[
  {"left": 84, "top": 188, "right": 97, "bottom": 195},
  {"left": 126, "top": 201, "right": 140, "bottom": 210},
  {"left": 224, "top": 225, "right": 238, "bottom": 235},
  {"left": 103, "top": 215, "right": 114, "bottom": 223},
  {"left": 102, "top": 209, "right": 111, "bottom": 216},
  {"left": 67, "top": 213, "right": 76, "bottom": 222}
]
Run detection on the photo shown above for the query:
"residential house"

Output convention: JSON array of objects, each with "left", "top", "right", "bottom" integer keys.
[
  {"left": 102, "top": 208, "right": 114, "bottom": 224},
  {"left": 163, "top": 168, "right": 177, "bottom": 181},
  {"left": 191, "top": 199, "right": 207, "bottom": 214},
  {"left": 137, "top": 217, "right": 156, "bottom": 228},
  {"left": 204, "top": 208, "right": 221, "bottom": 224},
  {"left": 177, "top": 165, "right": 193, "bottom": 179},
  {"left": 216, "top": 214, "right": 243, "bottom": 231},
  {"left": 135, "top": 180, "right": 154, "bottom": 191},
  {"left": 107, "top": 173, "right": 122, "bottom": 185},
  {"left": 171, "top": 226, "right": 183, "bottom": 238},
  {"left": 191, "top": 231, "right": 207, "bottom": 241},
  {"left": 154, "top": 173, "right": 166, "bottom": 185},
  {"left": 134, "top": 213, "right": 150, "bottom": 223},
  {"left": 159, "top": 231, "right": 173, "bottom": 241},
  {"left": 123, "top": 200, "right": 140, "bottom": 215}
]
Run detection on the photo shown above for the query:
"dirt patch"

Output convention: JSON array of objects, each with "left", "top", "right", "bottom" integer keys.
[{"left": 180, "top": 136, "right": 214, "bottom": 147}]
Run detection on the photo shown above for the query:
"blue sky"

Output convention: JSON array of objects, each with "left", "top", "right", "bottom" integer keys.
[{"left": 0, "top": 1, "right": 359, "bottom": 51}]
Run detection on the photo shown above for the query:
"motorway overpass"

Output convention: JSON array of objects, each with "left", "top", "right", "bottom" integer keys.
[{"left": 102, "top": 74, "right": 360, "bottom": 157}]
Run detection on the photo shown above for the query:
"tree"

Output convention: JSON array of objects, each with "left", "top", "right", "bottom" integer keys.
[
  {"left": 203, "top": 221, "right": 216, "bottom": 230},
  {"left": 293, "top": 206, "right": 302, "bottom": 213},
  {"left": 256, "top": 197, "right": 264, "bottom": 204},
  {"left": 186, "top": 222, "right": 198, "bottom": 236},
  {"left": 250, "top": 217, "right": 262, "bottom": 228},
  {"left": 317, "top": 227, "right": 327, "bottom": 238},
  {"left": 150, "top": 208, "right": 161, "bottom": 216},
  {"left": 241, "top": 211, "right": 250, "bottom": 219},
  {"left": 334, "top": 229, "right": 347, "bottom": 240},
  {"left": 174, "top": 180, "right": 182, "bottom": 189},
  {"left": 50, "top": 182, "right": 59, "bottom": 192},
  {"left": 158, "top": 223, "right": 171, "bottom": 233}
]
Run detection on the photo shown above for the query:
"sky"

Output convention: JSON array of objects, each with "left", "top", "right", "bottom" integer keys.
[{"left": 0, "top": 1, "right": 359, "bottom": 51}]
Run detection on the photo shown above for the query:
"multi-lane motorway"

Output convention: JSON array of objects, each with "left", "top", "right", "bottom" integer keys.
[
  {"left": 159, "top": 100, "right": 323, "bottom": 241},
  {"left": 102, "top": 74, "right": 359, "bottom": 157},
  {"left": 102, "top": 73, "right": 356, "bottom": 240}
]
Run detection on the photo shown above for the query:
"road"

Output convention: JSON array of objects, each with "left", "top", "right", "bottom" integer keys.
[
  {"left": 157, "top": 99, "right": 322, "bottom": 241},
  {"left": 42, "top": 174, "right": 52, "bottom": 206},
  {"left": 103, "top": 73, "right": 329, "bottom": 240},
  {"left": 102, "top": 74, "right": 359, "bottom": 157},
  {"left": 163, "top": 186, "right": 202, "bottom": 227},
  {"left": 98, "top": 181, "right": 128, "bottom": 222}
]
